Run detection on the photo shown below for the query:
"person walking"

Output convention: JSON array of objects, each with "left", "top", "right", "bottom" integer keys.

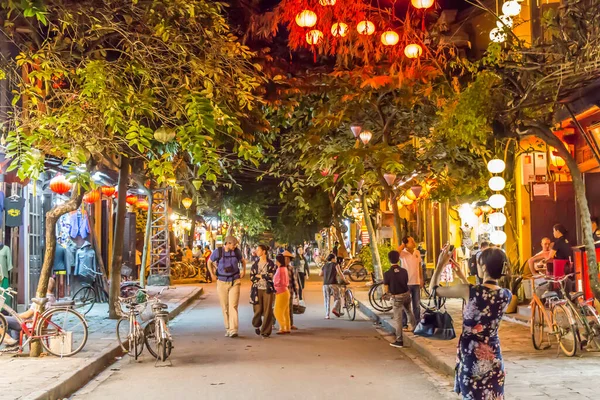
[
  {"left": 383, "top": 250, "right": 415, "bottom": 348},
  {"left": 294, "top": 247, "right": 310, "bottom": 301},
  {"left": 273, "top": 254, "right": 291, "bottom": 334},
  {"left": 208, "top": 236, "right": 246, "bottom": 338},
  {"left": 319, "top": 253, "right": 343, "bottom": 318},
  {"left": 399, "top": 236, "right": 422, "bottom": 329},
  {"left": 282, "top": 250, "right": 299, "bottom": 330},
  {"left": 430, "top": 245, "right": 512, "bottom": 400},
  {"left": 250, "top": 244, "right": 276, "bottom": 338}
]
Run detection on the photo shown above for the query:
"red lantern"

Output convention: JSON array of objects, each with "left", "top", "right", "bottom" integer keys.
[
  {"left": 137, "top": 199, "right": 149, "bottom": 211},
  {"left": 101, "top": 186, "right": 116, "bottom": 197},
  {"left": 126, "top": 194, "right": 138, "bottom": 206},
  {"left": 49, "top": 175, "right": 72, "bottom": 195},
  {"left": 474, "top": 208, "right": 483, "bottom": 217},
  {"left": 320, "top": 169, "right": 330, "bottom": 177},
  {"left": 333, "top": 174, "right": 340, "bottom": 183},
  {"left": 83, "top": 190, "right": 100, "bottom": 204}
]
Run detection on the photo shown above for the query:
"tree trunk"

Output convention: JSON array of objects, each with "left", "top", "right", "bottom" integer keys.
[
  {"left": 141, "top": 190, "right": 152, "bottom": 288},
  {"left": 362, "top": 194, "right": 383, "bottom": 281},
  {"left": 389, "top": 193, "right": 403, "bottom": 247},
  {"left": 528, "top": 123, "right": 600, "bottom": 299},
  {"left": 109, "top": 156, "right": 130, "bottom": 319},
  {"left": 188, "top": 203, "right": 197, "bottom": 248},
  {"left": 30, "top": 185, "right": 85, "bottom": 357}
]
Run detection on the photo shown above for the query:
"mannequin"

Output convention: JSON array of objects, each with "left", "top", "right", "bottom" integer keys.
[{"left": 461, "top": 223, "right": 474, "bottom": 250}]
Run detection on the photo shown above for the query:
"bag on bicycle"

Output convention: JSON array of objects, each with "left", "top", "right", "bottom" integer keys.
[
  {"left": 414, "top": 290, "right": 456, "bottom": 340},
  {"left": 214, "top": 247, "right": 243, "bottom": 281}
]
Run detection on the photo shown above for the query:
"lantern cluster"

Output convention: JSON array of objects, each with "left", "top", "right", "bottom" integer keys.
[
  {"left": 487, "top": 159, "right": 507, "bottom": 246},
  {"left": 489, "top": 0, "right": 521, "bottom": 43}
]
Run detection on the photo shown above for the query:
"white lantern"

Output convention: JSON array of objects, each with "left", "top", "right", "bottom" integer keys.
[
  {"left": 497, "top": 15, "right": 513, "bottom": 28},
  {"left": 489, "top": 212, "right": 507, "bottom": 227},
  {"left": 502, "top": 0, "right": 521, "bottom": 17},
  {"left": 490, "top": 230, "right": 507, "bottom": 245},
  {"left": 479, "top": 222, "right": 493, "bottom": 235},
  {"left": 487, "top": 159, "right": 506, "bottom": 174},
  {"left": 359, "top": 130, "right": 372, "bottom": 145},
  {"left": 488, "top": 176, "right": 506, "bottom": 191},
  {"left": 489, "top": 28, "right": 506, "bottom": 43},
  {"left": 350, "top": 123, "right": 362, "bottom": 137},
  {"left": 488, "top": 194, "right": 507, "bottom": 209}
]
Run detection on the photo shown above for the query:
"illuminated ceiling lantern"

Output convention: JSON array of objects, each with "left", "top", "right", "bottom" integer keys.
[
  {"left": 488, "top": 176, "right": 506, "bottom": 191},
  {"left": 331, "top": 22, "right": 349, "bottom": 37},
  {"left": 488, "top": 194, "right": 507, "bottom": 209},
  {"left": 383, "top": 173, "right": 396, "bottom": 186},
  {"left": 489, "top": 27, "right": 507, "bottom": 43},
  {"left": 381, "top": 30, "right": 399, "bottom": 46},
  {"left": 400, "top": 195, "right": 414, "bottom": 206},
  {"left": 295, "top": 10, "right": 317, "bottom": 28},
  {"left": 496, "top": 15, "right": 513, "bottom": 28},
  {"left": 487, "top": 159, "right": 506, "bottom": 174},
  {"left": 182, "top": 197, "right": 193, "bottom": 209},
  {"left": 411, "top": 0, "right": 435, "bottom": 9},
  {"left": 100, "top": 185, "right": 116, "bottom": 197},
  {"left": 357, "top": 20, "right": 375, "bottom": 36},
  {"left": 319, "top": 0, "right": 336, "bottom": 5},
  {"left": 306, "top": 29, "right": 324, "bottom": 45},
  {"left": 126, "top": 194, "right": 138, "bottom": 206},
  {"left": 404, "top": 43, "right": 423, "bottom": 58},
  {"left": 490, "top": 230, "right": 507, "bottom": 245},
  {"left": 502, "top": 0, "right": 521, "bottom": 17},
  {"left": 83, "top": 190, "right": 100, "bottom": 204},
  {"left": 359, "top": 130, "right": 372, "bottom": 145},
  {"left": 49, "top": 174, "right": 72, "bottom": 195}
]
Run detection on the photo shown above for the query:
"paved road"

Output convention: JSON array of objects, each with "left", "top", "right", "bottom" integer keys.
[{"left": 73, "top": 280, "right": 455, "bottom": 400}]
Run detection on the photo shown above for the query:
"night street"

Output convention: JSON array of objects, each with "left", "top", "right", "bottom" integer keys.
[{"left": 72, "top": 280, "right": 455, "bottom": 400}]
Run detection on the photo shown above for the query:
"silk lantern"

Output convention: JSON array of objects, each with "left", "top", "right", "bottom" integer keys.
[
  {"left": 331, "top": 22, "right": 349, "bottom": 37},
  {"left": 306, "top": 30, "right": 324, "bottom": 45},
  {"left": 126, "top": 194, "right": 138, "bottom": 206},
  {"left": 381, "top": 31, "right": 399, "bottom": 46},
  {"left": 182, "top": 197, "right": 193, "bottom": 209},
  {"left": 49, "top": 174, "right": 72, "bottom": 195},
  {"left": 101, "top": 186, "right": 116, "bottom": 197},
  {"left": 83, "top": 190, "right": 100, "bottom": 204},
  {"left": 295, "top": 10, "right": 317, "bottom": 28},
  {"left": 357, "top": 20, "right": 375, "bottom": 35},
  {"left": 404, "top": 44, "right": 423, "bottom": 58}
]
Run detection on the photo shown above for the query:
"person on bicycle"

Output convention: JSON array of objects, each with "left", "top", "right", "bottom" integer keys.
[{"left": 383, "top": 250, "right": 414, "bottom": 348}]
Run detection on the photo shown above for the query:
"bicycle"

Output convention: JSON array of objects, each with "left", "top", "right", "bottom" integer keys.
[
  {"left": 339, "top": 283, "right": 357, "bottom": 321},
  {"left": 143, "top": 287, "right": 173, "bottom": 362},
  {"left": 530, "top": 273, "right": 600, "bottom": 357},
  {"left": 341, "top": 258, "right": 368, "bottom": 282},
  {"left": 116, "top": 290, "right": 149, "bottom": 361},
  {"left": 368, "top": 272, "right": 393, "bottom": 312},
  {"left": 0, "top": 287, "right": 88, "bottom": 357}
]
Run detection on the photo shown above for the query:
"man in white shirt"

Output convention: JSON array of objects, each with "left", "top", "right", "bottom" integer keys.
[{"left": 400, "top": 236, "right": 423, "bottom": 329}]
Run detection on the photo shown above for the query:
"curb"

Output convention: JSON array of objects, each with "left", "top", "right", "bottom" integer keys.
[
  {"left": 356, "top": 298, "right": 455, "bottom": 377},
  {"left": 28, "top": 286, "right": 204, "bottom": 400}
]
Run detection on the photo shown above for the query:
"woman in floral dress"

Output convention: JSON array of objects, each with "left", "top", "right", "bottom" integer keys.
[{"left": 430, "top": 246, "right": 512, "bottom": 400}]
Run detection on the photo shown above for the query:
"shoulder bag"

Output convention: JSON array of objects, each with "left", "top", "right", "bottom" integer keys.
[{"left": 413, "top": 288, "right": 456, "bottom": 340}]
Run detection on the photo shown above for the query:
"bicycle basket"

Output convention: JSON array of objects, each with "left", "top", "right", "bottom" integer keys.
[{"left": 136, "top": 298, "right": 158, "bottom": 322}]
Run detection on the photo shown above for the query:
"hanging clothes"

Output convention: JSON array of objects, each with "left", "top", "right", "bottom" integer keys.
[
  {"left": 68, "top": 210, "right": 90, "bottom": 239},
  {"left": 0, "top": 191, "right": 5, "bottom": 226},
  {"left": 5, "top": 196, "right": 25, "bottom": 227},
  {"left": 74, "top": 241, "right": 96, "bottom": 278},
  {"left": 0, "top": 244, "right": 13, "bottom": 281},
  {"left": 65, "top": 240, "right": 78, "bottom": 273},
  {"left": 53, "top": 243, "right": 68, "bottom": 272}
]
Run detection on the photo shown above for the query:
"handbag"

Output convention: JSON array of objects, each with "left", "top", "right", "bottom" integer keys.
[{"left": 413, "top": 289, "right": 456, "bottom": 340}]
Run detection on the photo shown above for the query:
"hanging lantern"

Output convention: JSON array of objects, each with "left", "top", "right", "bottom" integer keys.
[
  {"left": 481, "top": 205, "right": 493, "bottom": 214},
  {"left": 295, "top": 10, "right": 317, "bottom": 28},
  {"left": 404, "top": 43, "right": 423, "bottom": 58},
  {"left": 411, "top": 0, "right": 435, "bottom": 8},
  {"left": 383, "top": 173, "right": 396, "bottom": 186},
  {"left": 126, "top": 194, "right": 138, "bottom": 206},
  {"left": 333, "top": 174, "right": 340, "bottom": 183},
  {"left": 406, "top": 189, "right": 418, "bottom": 201},
  {"left": 331, "top": 22, "right": 349, "bottom": 37},
  {"left": 306, "top": 29, "right": 324, "bottom": 45},
  {"left": 489, "top": 212, "right": 507, "bottom": 227},
  {"left": 359, "top": 130, "right": 372, "bottom": 145},
  {"left": 101, "top": 186, "right": 116, "bottom": 197},
  {"left": 488, "top": 194, "right": 507, "bottom": 209},
  {"left": 502, "top": 0, "right": 521, "bottom": 17},
  {"left": 400, "top": 195, "right": 414, "bottom": 206},
  {"left": 357, "top": 20, "right": 375, "bottom": 36},
  {"left": 550, "top": 150, "right": 566, "bottom": 171},
  {"left": 410, "top": 185, "right": 422, "bottom": 198},
  {"left": 489, "top": 28, "right": 507, "bottom": 43},
  {"left": 474, "top": 207, "right": 483, "bottom": 217},
  {"left": 154, "top": 127, "right": 176, "bottom": 144},
  {"left": 487, "top": 159, "right": 506, "bottom": 174},
  {"left": 320, "top": 168, "right": 330, "bottom": 177},
  {"left": 490, "top": 230, "right": 507, "bottom": 246},
  {"left": 496, "top": 15, "right": 513, "bottom": 28},
  {"left": 488, "top": 176, "right": 506, "bottom": 191},
  {"left": 357, "top": 179, "right": 365, "bottom": 191},
  {"left": 137, "top": 199, "right": 149, "bottom": 211},
  {"left": 350, "top": 123, "right": 362, "bottom": 137},
  {"left": 319, "top": 0, "right": 336, "bottom": 5},
  {"left": 182, "top": 197, "right": 193, "bottom": 209},
  {"left": 83, "top": 190, "right": 100, "bottom": 204},
  {"left": 381, "top": 30, "right": 399, "bottom": 46},
  {"left": 49, "top": 174, "right": 72, "bottom": 195}
]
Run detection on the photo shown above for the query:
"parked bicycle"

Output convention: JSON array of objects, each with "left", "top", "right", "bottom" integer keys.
[
  {"left": 116, "top": 289, "right": 150, "bottom": 361},
  {"left": 143, "top": 287, "right": 173, "bottom": 362},
  {"left": 341, "top": 258, "right": 368, "bottom": 282},
  {"left": 0, "top": 287, "right": 88, "bottom": 357},
  {"left": 530, "top": 273, "right": 600, "bottom": 357}
]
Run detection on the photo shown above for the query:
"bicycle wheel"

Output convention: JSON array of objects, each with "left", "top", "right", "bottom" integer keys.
[
  {"left": 144, "top": 319, "right": 158, "bottom": 358},
  {"left": 346, "top": 290, "right": 356, "bottom": 321},
  {"left": 531, "top": 301, "right": 545, "bottom": 350},
  {"left": 347, "top": 263, "right": 366, "bottom": 282},
  {"left": 158, "top": 340, "right": 170, "bottom": 362},
  {"left": 36, "top": 308, "right": 88, "bottom": 357},
  {"left": 553, "top": 304, "right": 578, "bottom": 357},
  {"left": 581, "top": 303, "right": 600, "bottom": 350},
  {"left": 0, "top": 314, "right": 6, "bottom": 346},
  {"left": 116, "top": 317, "right": 130, "bottom": 352},
  {"left": 132, "top": 324, "right": 144, "bottom": 360},
  {"left": 73, "top": 286, "right": 96, "bottom": 315},
  {"left": 369, "top": 283, "right": 392, "bottom": 312}
]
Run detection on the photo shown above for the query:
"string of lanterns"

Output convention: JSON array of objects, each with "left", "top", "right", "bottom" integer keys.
[
  {"left": 487, "top": 158, "right": 507, "bottom": 245},
  {"left": 294, "top": 0, "right": 434, "bottom": 59},
  {"left": 489, "top": 0, "right": 522, "bottom": 43}
]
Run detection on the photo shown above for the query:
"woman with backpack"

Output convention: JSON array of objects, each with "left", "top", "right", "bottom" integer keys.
[
  {"left": 250, "top": 244, "right": 277, "bottom": 338},
  {"left": 273, "top": 254, "right": 291, "bottom": 334}
]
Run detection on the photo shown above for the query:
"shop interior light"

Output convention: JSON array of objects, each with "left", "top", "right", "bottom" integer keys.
[
  {"left": 488, "top": 194, "right": 507, "bottom": 209},
  {"left": 487, "top": 159, "right": 506, "bottom": 174},
  {"left": 488, "top": 176, "right": 506, "bottom": 191},
  {"left": 490, "top": 230, "right": 507, "bottom": 245}
]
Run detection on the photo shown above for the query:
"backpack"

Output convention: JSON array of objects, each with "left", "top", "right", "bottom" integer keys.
[{"left": 215, "top": 247, "right": 243, "bottom": 279}]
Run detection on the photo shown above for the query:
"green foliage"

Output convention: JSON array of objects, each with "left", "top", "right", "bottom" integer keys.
[
  {"left": 223, "top": 192, "right": 271, "bottom": 241},
  {"left": 358, "top": 243, "right": 394, "bottom": 273}
]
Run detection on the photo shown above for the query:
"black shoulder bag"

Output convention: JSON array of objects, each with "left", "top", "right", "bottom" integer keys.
[{"left": 413, "top": 288, "right": 456, "bottom": 341}]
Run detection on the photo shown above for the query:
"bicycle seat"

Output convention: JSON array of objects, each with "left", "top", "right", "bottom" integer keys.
[
  {"left": 31, "top": 297, "right": 48, "bottom": 306},
  {"left": 569, "top": 291, "right": 584, "bottom": 302},
  {"left": 541, "top": 291, "right": 558, "bottom": 300},
  {"left": 152, "top": 303, "right": 168, "bottom": 310}
]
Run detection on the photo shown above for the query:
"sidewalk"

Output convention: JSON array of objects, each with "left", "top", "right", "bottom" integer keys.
[
  {"left": 0, "top": 284, "right": 203, "bottom": 400},
  {"left": 353, "top": 284, "right": 600, "bottom": 400}
]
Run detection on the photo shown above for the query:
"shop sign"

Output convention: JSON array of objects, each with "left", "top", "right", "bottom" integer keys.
[{"left": 533, "top": 183, "right": 550, "bottom": 197}]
